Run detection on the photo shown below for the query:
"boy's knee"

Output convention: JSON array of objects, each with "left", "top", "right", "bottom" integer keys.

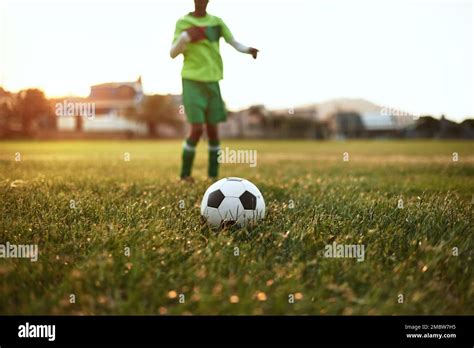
[
  {"left": 206, "top": 124, "right": 218, "bottom": 141},
  {"left": 190, "top": 124, "right": 204, "bottom": 140}
]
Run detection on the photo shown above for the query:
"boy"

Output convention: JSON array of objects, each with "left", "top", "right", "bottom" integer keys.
[{"left": 170, "top": 0, "right": 258, "bottom": 181}]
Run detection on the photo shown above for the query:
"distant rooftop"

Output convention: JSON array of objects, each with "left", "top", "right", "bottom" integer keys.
[{"left": 89, "top": 76, "right": 143, "bottom": 102}]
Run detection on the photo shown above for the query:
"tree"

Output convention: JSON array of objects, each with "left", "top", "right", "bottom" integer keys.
[
  {"left": 0, "top": 88, "right": 14, "bottom": 136},
  {"left": 13, "top": 89, "right": 52, "bottom": 135},
  {"left": 127, "top": 94, "right": 179, "bottom": 137}
]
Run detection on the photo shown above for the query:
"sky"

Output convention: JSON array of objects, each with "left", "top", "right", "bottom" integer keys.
[{"left": 0, "top": 0, "right": 472, "bottom": 121}]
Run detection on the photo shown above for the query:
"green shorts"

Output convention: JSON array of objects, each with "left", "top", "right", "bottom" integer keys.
[{"left": 182, "top": 79, "right": 227, "bottom": 124}]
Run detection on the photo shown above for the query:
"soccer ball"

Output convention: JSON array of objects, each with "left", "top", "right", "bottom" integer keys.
[{"left": 201, "top": 177, "right": 265, "bottom": 228}]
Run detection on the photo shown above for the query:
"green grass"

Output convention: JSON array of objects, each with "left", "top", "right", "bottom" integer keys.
[{"left": 0, "top": 140, "right": 473, "bottom": 315}]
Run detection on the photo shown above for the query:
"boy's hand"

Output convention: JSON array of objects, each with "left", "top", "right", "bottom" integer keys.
[
  {"left": 248, "top": 47, "right": 259, "bottom": 59},
  {"left": 186, "top": 26, "right": 207, "bottom": 42}
]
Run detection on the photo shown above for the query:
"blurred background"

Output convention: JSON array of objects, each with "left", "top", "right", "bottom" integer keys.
[{"left": 0, "top": 0, "right": 472, "bottom": 140}]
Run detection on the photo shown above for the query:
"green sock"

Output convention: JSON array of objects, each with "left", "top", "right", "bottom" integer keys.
[
  {"left": 181, "top": 138, "right": 197, "bottom": 178},
  {"left": 208, "top": 140, "right": 220, "bottom": 178}
]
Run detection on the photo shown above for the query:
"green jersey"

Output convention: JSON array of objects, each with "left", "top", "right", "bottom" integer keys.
[{"left": 173, "top": 13, "right": 233, "bottom": 82}]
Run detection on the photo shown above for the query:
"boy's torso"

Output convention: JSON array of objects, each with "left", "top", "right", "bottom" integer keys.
[{"left": 174, "top": 13, "right": 233, "bottom": 82}]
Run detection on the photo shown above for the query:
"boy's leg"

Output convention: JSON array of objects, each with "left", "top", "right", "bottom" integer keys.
[
  {"left": 181, "top": 124, "right": 203, "bottom": 179},
  {"left": 206, "top": 123, "right": 220, "bottom": 178},
  {"left": 204, "top": 82, "right": 226, "bottom": 179},
  {"left": 181, "top": 79, "right": 207, "bottom": 179}
]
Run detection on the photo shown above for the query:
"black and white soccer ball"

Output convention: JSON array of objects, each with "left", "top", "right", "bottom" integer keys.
[{"left": 201, "top": 177, "right": 265, "bottom": 228}]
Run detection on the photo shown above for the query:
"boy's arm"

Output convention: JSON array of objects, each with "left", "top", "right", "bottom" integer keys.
[
  {"left": 228, "top": 39, "right": 259, "bottom": 59},
  {"left": 220, "top": 19, "right": 258, "bottom": 59},
  {"left": 170, "top": 26, "right": 209, "bottom": 58},
  {"left": 170, "top": 31, "right": 191, "bottom": 59}
]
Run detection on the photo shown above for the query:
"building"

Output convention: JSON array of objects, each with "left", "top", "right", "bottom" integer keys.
[
  {"left": 57, "top": 77, "right": 147, "bottom": 135},
  {"left": 220, "top": 105, "right": 326, "bottom": 139},
  {"left": 360, "top": 111, "right": 415, "bottom": 137},
  {"left": 325, "top": 111, "right": 364, "bottom": 138},
  {"left": 324, "top": 110, "right": 417, "bottom": 139},
  {"left": 220, "top": 105, "right": 268, "bottom": 138}
]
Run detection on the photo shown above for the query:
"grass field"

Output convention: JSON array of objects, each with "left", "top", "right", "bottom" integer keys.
[{"left": 0, "top": 140, "right": 473, "bottom": 315}]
